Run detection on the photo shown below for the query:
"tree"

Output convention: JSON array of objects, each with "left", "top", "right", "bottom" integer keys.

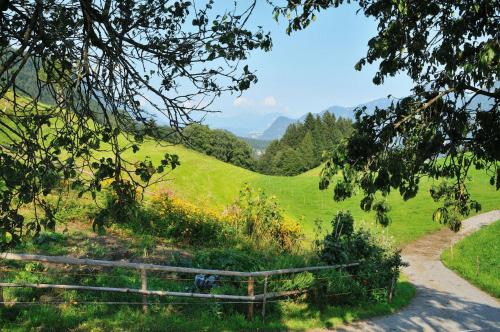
[
  {"left": 272, "top": 146, "right": 303, "bottom": 176},
  {"left": 258, "top": 112, "right": 353, "bottom": 175},
  {"left": 258, "top": 140, "right": 281, "bottom": 174},
  {"left": 181, "top": 124, "right": 256, "bottom": 170},
  {"left": 273, "top": 1, "right": 499, "bottom": 230},
  {"left": 0, "top": 0, "right": 271, "bottom": 247},
  {"left": 298, "top": 131, "right": 316, "bottom": 170}
]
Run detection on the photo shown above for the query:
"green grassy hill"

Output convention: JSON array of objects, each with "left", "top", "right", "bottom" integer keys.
[
  {"left": 1, "top": 97, "right": 499, "bottom": 330},
  {"left": 1, "top": 92, "right": 498, "bottom": 246},
  {"left": 134, "top": 140, "right": 500, "bottom": 245}
]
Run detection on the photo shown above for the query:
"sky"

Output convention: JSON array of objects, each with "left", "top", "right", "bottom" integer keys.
[{"left": 207, "top": 1, "right": 413, "bottom": 121}]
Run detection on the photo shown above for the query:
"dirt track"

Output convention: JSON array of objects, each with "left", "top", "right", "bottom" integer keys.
[{"left": 335, "top": 210, "right": 500, "bottom": 332}]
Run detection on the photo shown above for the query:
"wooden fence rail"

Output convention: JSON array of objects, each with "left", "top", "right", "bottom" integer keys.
[
  {"left": 0, "top": 253, "right": 359, "bottom": 277},
  {"left": 0, "top": 252, "right": 359, "bottom": 321}
]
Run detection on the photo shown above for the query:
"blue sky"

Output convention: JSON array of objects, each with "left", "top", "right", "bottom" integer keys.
[{"left": 208, "top": 1, "right": 413, "bottom": 120}]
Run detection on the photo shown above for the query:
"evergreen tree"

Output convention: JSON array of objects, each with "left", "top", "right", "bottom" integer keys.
[
  {"left": 258, "top": 113, "right": 353, "bottom": 176},
  {"left": 299, "top": 131, "right": 316, "bottom": 170}
]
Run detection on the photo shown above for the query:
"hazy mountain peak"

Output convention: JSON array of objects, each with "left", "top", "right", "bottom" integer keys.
[
  {"left": 202, "top": 97, "right": 394, "bottom": 141},
  {"left": 258, "top": 97, "right": 393, "bottom": 140}
]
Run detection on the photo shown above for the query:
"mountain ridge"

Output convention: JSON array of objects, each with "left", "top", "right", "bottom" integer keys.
[{"left": 258, "top": 97, "right": 393, "bottom": 140}]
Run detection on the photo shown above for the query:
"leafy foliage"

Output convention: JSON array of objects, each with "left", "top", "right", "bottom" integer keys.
[
  {"left": 143, "top": 190, "right": 236, "bottom": 247},
  {"left": 0, "top": 0, "right": 272, "bottom": 248},
  {"left": 259, "top": 112, "right": 353, "bottom": 175},
  {"left": 122, "top": 185, "right": 302, "bottom": 251},
  {"left": 273, "top": 0, "right": 499, "bottom": 230},
  {"left": 315, "top": 211, "right": 405, "bottom": 303},
  {"left": 180, "top": 124, "right": 257, "bottom": 170},
  {"left": 224, "top": 184, "right": 303, "bottom": 251}
]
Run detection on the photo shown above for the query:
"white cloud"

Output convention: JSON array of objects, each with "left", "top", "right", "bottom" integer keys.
[
  {"left": 233, "top": 96, "right": 252, "bottom": 107},
  {"left": 263, "top": 96, "right": 277, "bottom": 107},
  {"left": 182, "top": 99, "right": 210, "bottom": 110}
]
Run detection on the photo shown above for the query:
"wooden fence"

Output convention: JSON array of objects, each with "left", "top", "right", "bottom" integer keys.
[{"left": 0, "top": 252, "right": 359, "bottom": 320}]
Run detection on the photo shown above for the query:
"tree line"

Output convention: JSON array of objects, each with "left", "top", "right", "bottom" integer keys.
[
  {"left": 178, "top": 124, "right": 256, "bottom": 170},
  {"left": 153, "top": 113, "right": 353, "bottom": 177},
  {"left": 10, "top": 63, "right": 352, "bottom": 177},
  {"left": 257, "top": 112, "right": 353, "bottom": 176}
]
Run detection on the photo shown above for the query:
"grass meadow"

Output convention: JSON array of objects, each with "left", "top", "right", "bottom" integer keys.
[{"left": 136, "top": 140, "right": 500, "bottom": 245}]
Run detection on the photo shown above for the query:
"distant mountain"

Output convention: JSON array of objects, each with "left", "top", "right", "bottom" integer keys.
[
  {"left": 203, "top": 111, "right": 283, "bottom": 137},
  {"left": 299, "top": 105, "right": 353, "bottom": 122},
  {"left": 259, "top": 116, "right": 296, "bottom": 141},
  {"left": 259, "top": 97, "right": 393, "bottom": 140}
]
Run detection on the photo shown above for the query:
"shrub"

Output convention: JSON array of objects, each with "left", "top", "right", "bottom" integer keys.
[
  {"left": 91, "top": 183, "right": 142, "bottom": 233},
  {"left": 146, "top": 185, "right": 302, "bottom": 251},
  {"left": 223, "top": 184, "right": 303, "bottom": 251},
  {"left": 148, "top": 191, "right": 236, "bottom": 246},
  {"left": 315, "top": 210, "right": 405, "bottom": 304}
]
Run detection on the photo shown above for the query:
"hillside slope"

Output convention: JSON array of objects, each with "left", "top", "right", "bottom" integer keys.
[
  {"left": 1, "top": 93, "right": 498, "bottom": 245},
  {"left": 136, "top": 140, "right": 500, "bottom": 245}
]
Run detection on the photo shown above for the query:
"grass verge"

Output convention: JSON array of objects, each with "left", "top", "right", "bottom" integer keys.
[
  {"left": 0, "top": 279, "right": 415, "bottom": 332},
  {"left": 441, "top": 220, "right": 500, "bottom": 298}
]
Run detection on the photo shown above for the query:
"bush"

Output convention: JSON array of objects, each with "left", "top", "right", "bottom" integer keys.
[
  {"left": 315, "top": 210, "right": 405, "bottom": 304},
  {"left": 147, "top": 191, "right": 236, "bottom": 246},
  {"left": 223, "top": 184, "right": 303, "bottom": 251},
  {"left": 145, "top": 185, "right": 302, "bottom": 252},
  {"left": 91, "top": 183, "right": 143, "bottom": 233}
]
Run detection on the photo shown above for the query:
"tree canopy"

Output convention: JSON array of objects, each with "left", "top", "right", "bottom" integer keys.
[
  {"left": 273, "top": 0, "right": 499, "bottom": 230},
  {"left": 0, "top": 0, "right": 271, "bottom": 247},
  {"left": 258, "top": 112, "right": 352, "bottom": 175},
  {"left": 179, "top": 123, "right": 257, "bottom": 170}
]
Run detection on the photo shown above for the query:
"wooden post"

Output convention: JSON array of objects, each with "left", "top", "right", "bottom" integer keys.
[
  {"left": 247, "top": 277, "right": 254, "bottom": 321},
  {"left": 141, "top": 269, "right": 148, "bottom": 313},
  {"left": 450, "top": 242, "right": 454, "bottom": 259},
  {"left": 476, "top": 256, "right": 480, "bottom": 278},
  {"left": 388, "top": 275, "right": 396, "bottom": 303},
  {"left": 261, "top": 276, "right": 268, "bottom": 322},
  {"left": 0, "top": 261, "right": 3, "bottom": 307}
]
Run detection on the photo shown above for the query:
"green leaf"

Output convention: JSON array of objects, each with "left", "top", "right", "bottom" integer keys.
[
  {"left": 433, "top": 209, "right": 442, "bottom": 223},
  {"left": 4, "top": 231, "right": 12, "bottom": 243},
  {"left": 480, "top": 45, "right": 495, "bottom": 65}
]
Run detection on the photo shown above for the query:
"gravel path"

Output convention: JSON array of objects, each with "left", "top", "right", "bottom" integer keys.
[{"left": 336, "top": 210, "right": 500, "bottom": 332}]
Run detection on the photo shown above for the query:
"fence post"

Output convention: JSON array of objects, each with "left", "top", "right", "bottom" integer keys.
[
  {"left": 247, "top": 276, "right": 254, "bottom": 321},
  {"left": 261, "top": 276, "right": 268, "bottom": 322},
  {"left": 0, "top": 260, "right": 3, "bottom": 307},
  {"left": 476, "top": 256, "right": 480, "bottom": 277},
  {"left": 141, "top": 269, "right": 148, "bottom": 313},
  {"left": 388, "top": 274, "right": 396, "bottom": 303}
]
